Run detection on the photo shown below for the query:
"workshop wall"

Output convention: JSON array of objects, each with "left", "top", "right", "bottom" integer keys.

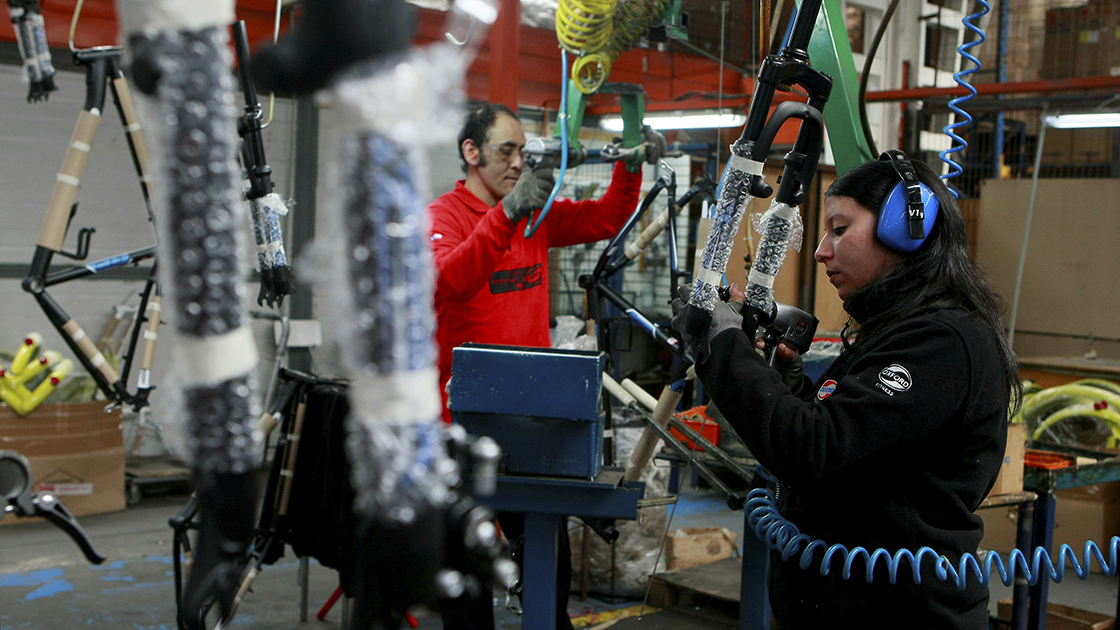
[{"left": 976, "top": 177, "right": 1120, "bottom": 360}]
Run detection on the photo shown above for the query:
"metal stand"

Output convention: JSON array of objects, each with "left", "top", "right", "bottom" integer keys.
[{"left": 480, "top": 469, "right": 644, "bottom": 630}]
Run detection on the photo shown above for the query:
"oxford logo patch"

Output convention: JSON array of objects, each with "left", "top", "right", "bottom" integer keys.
[
  {"left": 817, "top": 379, "right": 838, "bottom": 400},
  {"left": 878, "top": 364, "right": 913, "bottom": 392}
]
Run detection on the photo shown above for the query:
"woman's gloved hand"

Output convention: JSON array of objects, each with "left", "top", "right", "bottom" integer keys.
[
  {"left": 756, "top": 338, "right": 807, "bottom": 395},
  {"left": 670, "top": 283, "right": 745, "bottom": 364},
  {"left": 502, "top": 167, "right": 555, "bottom": 223}
]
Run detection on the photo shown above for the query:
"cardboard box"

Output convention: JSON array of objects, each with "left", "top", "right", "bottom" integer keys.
[
  {"left": 980, "top": 482, "right": 1120, "bottom": 574},
  {"left": 1042, "top": 128, "right": 1076, "bottom": 165},
  {"left": 996, "top": 599, "right": 1114, "bottom": 630},
  {"left": 0, "top": 401, "right": 126, "bottom": 521},
  {"left": 1076, "top": 4, "right": 1107, "bottom": 78},
  {"left": 988, "top": 423, "right": 1026, "bottom": 497},
  {"left": 1044, "top": 7, "right": 1080, "bottom": 79},
  {"left": 664, "top": 527, "right": 739, "bottom": 571},
  {"left": 1071, "top": 128, "right": 1115, "bottom": 164}
]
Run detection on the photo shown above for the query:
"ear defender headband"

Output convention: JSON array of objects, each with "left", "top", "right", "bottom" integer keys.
[{"left": 876, "top": 150, "right": 940, "bottom": 253}]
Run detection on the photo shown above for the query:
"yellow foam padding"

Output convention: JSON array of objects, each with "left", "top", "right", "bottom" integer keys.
[
  {"left": 571, "top": 604, "right": 659, "bottom": 628},
  {"left": 11, "top": 332, "right": 43, "bottom": 374},
  {"left": 26, "top": 359, "right": 73, "bottom": 408}
]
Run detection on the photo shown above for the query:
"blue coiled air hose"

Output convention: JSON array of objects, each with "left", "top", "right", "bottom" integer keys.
[
  {"left": 939, "top": 0, "right": 989, "bottom": 199},
  {"left": 746, "top": 487, "right": 1120, "bottom": 589}
]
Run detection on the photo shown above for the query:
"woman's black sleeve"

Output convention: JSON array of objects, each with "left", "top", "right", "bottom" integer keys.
[{"left": 696, "top": 319, "right": 969, "bottom": 489}]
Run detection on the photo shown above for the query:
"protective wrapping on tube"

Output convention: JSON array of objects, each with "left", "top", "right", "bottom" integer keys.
[
  {"left": 311, "top": 44, "right": 470, "bottom": 518},
  {"left": 248, "top": 192, "right": 290, "bottom": 273},
  {"left": 745, "top": 200, "right": 803, "bottom": 314},
  {"left": 10, "top": 7, "right": 55, "bottom": 91},
  {"left": 689, "top": 150, "right": 762, "bottom": 312},
  {"left": 135, "top": 25, "right": 261, "bottom": 475}
]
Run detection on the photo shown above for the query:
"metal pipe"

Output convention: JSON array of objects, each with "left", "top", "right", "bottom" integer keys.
[{"left": 1007, "top": 112, "right": 1047, "bottom": 350}]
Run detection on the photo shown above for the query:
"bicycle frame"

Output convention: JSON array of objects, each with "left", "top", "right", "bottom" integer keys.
[
  {"left": 21, "top": 45, "right": 161, "bottom": 411},
  {"left": 580, "top": 165, "right": 715, "bottom": 366}
]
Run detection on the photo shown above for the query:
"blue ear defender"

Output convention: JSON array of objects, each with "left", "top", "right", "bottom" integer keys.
[{"left": 876, "top": 150, "right": 940, "bottom": 253}]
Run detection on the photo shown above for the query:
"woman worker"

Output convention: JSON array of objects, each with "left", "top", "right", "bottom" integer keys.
[{"left": 673, "top": 151, "right": 1022, "bottom": 629}]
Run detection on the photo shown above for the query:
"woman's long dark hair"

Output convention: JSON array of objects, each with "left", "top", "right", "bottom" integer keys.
[{"left": 826, "top": 155, "right": 1022, "bottom": 412}]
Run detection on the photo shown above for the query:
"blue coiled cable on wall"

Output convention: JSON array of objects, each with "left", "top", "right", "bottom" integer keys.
[
  {"left": 746, "top": 487, "right": 1120, "bottom": 589},
  {"left": 938, "top": 1, "right": 990, "bottom": 199}
]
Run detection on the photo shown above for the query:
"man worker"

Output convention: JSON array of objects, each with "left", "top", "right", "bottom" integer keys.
[{"left": 428, "top": 102, "right": 664, "bottom": 629}]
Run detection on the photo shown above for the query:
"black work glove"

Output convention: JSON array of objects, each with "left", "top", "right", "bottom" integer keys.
[
  {"left": 670, "top": 284, "right": 743, "bottom": 364},
  {"left": 502, "top": 167, "right": 555, "bottom": 223}
]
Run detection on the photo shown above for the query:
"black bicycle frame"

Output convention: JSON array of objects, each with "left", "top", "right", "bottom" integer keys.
[{"left": 21, "top": 46, "right": 159, "bottom": 410}]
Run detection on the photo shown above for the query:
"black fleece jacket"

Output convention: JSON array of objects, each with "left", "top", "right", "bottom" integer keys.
[{"left": 697, "top": 307, "right": 1008, "bottom": 630}]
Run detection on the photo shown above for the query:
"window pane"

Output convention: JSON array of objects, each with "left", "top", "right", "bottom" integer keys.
[
  {"left": 924, "top": 24, "right": 959, "bottom": 70},
  {"left": 845, "top": 6, "right": 865, "bottom": 54}
]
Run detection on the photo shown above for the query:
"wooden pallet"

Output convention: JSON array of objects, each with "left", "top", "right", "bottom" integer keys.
[{"left": 647, "top": 556, "right": 742, "bottom": 608}]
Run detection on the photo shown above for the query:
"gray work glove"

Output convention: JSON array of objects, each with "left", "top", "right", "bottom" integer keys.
[
  {"left": 502, "top": 167, "right": 555, "bottom": 223},
  {"left": 618, "top": 125, "right": 668, "bottom": 172},
  {"left": 670, "top": 284, "right": 743, "bottom": 364},
  {"left": 777, "top": 350, "right": 806, "bottom": 396},
  {"left": 640, "top": 125, "right": 667, "bottom": 165}
]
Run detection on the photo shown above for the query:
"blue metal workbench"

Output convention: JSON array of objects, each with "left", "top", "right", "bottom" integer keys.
[
  {"left": 1022, "top": 442, "right": 1120, "bottom": 630},
  {"left": 480, "top": 467, "right": 645, "bottom": 630}
]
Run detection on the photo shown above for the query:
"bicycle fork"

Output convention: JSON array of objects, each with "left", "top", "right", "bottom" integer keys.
[{"left": 116, "top": 2, "right": 261, "bottom": 628}]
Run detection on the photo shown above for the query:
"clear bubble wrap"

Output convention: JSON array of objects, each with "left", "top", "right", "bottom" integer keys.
[
  {"left": 141, "top": 26, "right": 260, "bottom": 473},
  {"left": 293, "top": 42, "right": 477, "bottom": 518},
  {"left": 744, "top": 200, "right": 803, "bottom": 314},
  {"left": 690, "top": 157, "right": 758, "bottom": 312},
  {"left": 346, "top": 418, "right": 458, "bottom": 519},
  {"left": 248, "top": 192, "right": 290, "bottom": 272},
  {"left": 339, "top": 132, "right": 434, "bottom": 374},
  {"left": 184, "top": 373, "right": 261, "bottom": 475},
  {"left": 11, "top": 9, "right": 54, "bottom": 84},
  {"left": 149, "top": 26, "right": 247, "bottom": 337},
  {"left": 568, "top": 427, "right": 669, "bottom": 599}
]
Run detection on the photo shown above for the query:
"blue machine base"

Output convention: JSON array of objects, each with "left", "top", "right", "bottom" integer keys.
[{"left": 454, "top": 411, "right": 602, "bottom": 480}]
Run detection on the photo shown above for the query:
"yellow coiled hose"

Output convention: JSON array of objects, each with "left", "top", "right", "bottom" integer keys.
[{"left": 557, "top": 0, "right": 671, "bottom": 94}]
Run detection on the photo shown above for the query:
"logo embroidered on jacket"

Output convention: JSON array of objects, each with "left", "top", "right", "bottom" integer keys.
[
  {"left": 817, "top": 379, "right": 837, "bottom": 400},
  {"left": 489, "top": 263, "right": 543, "bottom": 294},
  {"left": 876, "top": 364, "right": 912, "bottom": 396}
]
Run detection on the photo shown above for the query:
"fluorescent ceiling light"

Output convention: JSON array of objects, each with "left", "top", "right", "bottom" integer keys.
[
  {"left": 1044, "top": 113, "right": 1120, "bottom": 129},
  {"left": 600, "top": 110, "right": 747, "bottom": 132}
]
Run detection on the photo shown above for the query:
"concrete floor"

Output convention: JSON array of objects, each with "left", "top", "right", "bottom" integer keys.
[{"left": 2, "top": 479, "right": 1119, "bottom": 629}]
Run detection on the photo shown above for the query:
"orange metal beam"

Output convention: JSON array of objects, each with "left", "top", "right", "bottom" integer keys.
[
  {"left": 9, "top": 2, "right": 746, "bottom": 116},
  {"left": 869, "top": 75, "right": 1120, "bottom": 102},
  {"left": 488, "top": 0, "right": 520, "bottom": 109}
]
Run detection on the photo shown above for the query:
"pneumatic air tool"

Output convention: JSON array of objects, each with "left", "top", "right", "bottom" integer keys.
[
  {"left": 522, "top": 136, "right": 584, "bottom": 171},
  {"left": 759, "top": 301, "right": 818, "bottom": 365}
]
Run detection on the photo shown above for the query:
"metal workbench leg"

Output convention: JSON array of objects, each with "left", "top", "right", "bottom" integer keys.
[
  {"left": 1029, "top": 493, "right": 1056, "bottom": 630},
  {"left": 740, "top": 508, "right": 770, "bottom": 630},
  {"left": 523, "top": 512, "right": 561, "bottom": 630},
  {"left": 1012, "top": 501, "right": 1035, "bottom": 630},
  {"left": 299, "top": 555, "right": 310, "bottom": 622}
]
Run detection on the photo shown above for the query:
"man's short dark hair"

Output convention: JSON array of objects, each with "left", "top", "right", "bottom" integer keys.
[{"left": 457, "top": 103, "right": 517, "bottom": 173}]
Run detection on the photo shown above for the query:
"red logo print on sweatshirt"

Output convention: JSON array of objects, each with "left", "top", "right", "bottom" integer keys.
[{"left": 817, "top": 379, "right": 837, "bottom": 400}]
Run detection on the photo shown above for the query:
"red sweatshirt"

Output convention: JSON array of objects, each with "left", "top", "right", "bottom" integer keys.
[{"left": 428, "top": 162, "right": 643, "bottom": 422}]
